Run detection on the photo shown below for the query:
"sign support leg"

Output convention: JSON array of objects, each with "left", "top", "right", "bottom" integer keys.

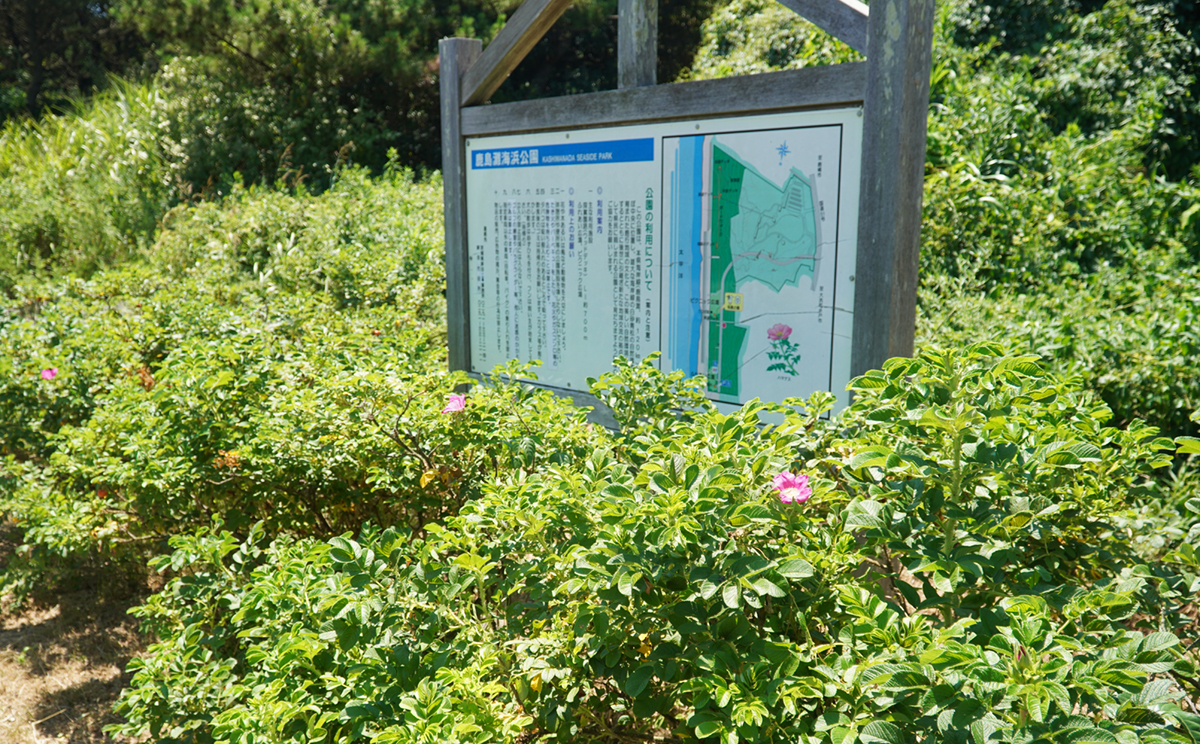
[
  {"left": 440, "top": 37, "right": 483, "bottom": 374},
  {"left": 851, "top": 0, "right": 936, "bottom": 376}
]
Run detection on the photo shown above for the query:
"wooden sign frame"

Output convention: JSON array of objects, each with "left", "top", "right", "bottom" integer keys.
[{"left": 440, "top": 0, "right": 935, "bottom": 407}]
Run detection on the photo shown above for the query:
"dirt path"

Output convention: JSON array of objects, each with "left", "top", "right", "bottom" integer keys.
[{"left": 0, "top": 589, "right": 146, "bottom": 743}]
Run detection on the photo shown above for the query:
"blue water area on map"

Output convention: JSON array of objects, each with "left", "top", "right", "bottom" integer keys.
[
  {"left": 471, "top": 138, "right": 654, "bottom": 169},
  {"left": 670, "top": 136, "right": 704, "bottom": 377}
]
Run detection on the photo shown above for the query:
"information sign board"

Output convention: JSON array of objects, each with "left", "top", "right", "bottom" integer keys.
[{"left": 464, "top": 107, "right": 863, "bottom": 410}]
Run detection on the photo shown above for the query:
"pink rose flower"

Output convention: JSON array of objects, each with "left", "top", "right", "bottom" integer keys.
[
  {"left": 767, "top": 323, "right": 792, "bottom": 341},
  {"left": 441, "top": 393, "right": 466, "bottom": 414},
  {"left": 772, "top": 471, "right": 811, "bottom": 504},
  {"left": 40, "top": 368, "right": 58, "bottom": 380}
]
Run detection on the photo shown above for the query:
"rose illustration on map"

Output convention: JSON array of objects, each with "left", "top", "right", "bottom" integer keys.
[
  {"left": 767, "top": 323, "right": 792, "bottom": 341},
  {"left": 766, "top": 323, "right": 801, "bottom": 376}
]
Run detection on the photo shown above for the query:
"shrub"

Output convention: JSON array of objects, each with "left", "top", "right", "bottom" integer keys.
[
  {"left": 150, "top": 56, "right": 406, "bottom": 196},
  {"left": 920, "top": 252, "right": 1200, "bottom": 439},
  {"left": 150, "top": 165, "right": 447, "bottom": 313},
  {"left": 0, "top": 167, "right": 471, "bottom": 599},
  {"left": 921, "top": 2, "right": 1197, "bottom": 290},
  {"left": 947, "top": 0, "right": 1200, "bottom": 179},
  {"left": 0, "top": 166, "right": 445, "bottom": 465},
  {"left": 110, "top": 348, "right": 1200, "bottom": 744},
  {"left": 917, "top": 0, "right": 1200, "bottom": 437}
]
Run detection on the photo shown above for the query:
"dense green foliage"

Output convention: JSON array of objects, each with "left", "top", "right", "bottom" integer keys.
[
  {"left": 111, "top": 0, "right": 507, "bottom": 188},
  {"left": 0, "top": 80, "right": 175, "bottom": 286},
  {"left": 0, "top": 168, "right": 458, "bottom": 591},
  {"left": 682, "top": 0, "right": 861, "bottom": 81},
  {"left": 1, "top": 0, "right": 1200, "bottom": 741},
  {"left": 915, "top": 0, "right": 1200, "bottom": 437},
  {"left": 1, "top": 0, "right": 723, "bottom": 193},
  {"left": 0, "top": 0, "right": 725, "bottom": 275},
  {"left": 106, "top": 350, "right": 1200, "bottom": 743},
  {"left": 946, "top": 0, "right": 1200, "bottom": 180}
]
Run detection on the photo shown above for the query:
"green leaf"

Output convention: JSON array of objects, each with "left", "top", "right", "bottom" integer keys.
[
  {"left": 722, "top": 583, "right": 741, "bottom": 609},
  {"left": 205, "top": 369, "right": 237, "bottom": 389},
  {"left": 617, "top": 571, "right": 642, "bottom": 598},
  {"left": 1002, "top": 512, "right": 1034, "bottom": 530},
  {"left": 1138, "top": 632, "right": 1179, "bottom": 656},
  {"left": 1134, "top": 678, "right": 1176, "bottom": 705},
  {"left": 860, "top": 720, "right": 906, "bottom": 744},
  {"left": 693, "top": 715, "right": 724, "bottom": 739},
  {"left": 1176, "top": 437, "right": 1200, "bottom": 455},
  {"left": 853, "top": 373, "right": 890, "bottom": 390},
  {"left": 1116, "top": 705, "right": 1165, "bottom": 725},
  {"left": 830, "top": 727, "right": 857, "bottom": 744},
  {"left": 919, "top": 408, "right": 958, "bottom": 432},
  {"left": 885, "top": 669, "right": 929, "bottom": 690},
  {"left": 970, "top": 714, "right": 1002, "bottom": 744},
  {"left": 1001, "top": 594, "right": 1049, "bottom": 615},
  {"left": 329, "top": 537, "right": 356, "bottom": 563},
  {"left": 602, "top": 483, "right": 635, "bottom": 500},
  {"left": 342, "top": 703, "right": 380, "bottom": 719},
  {"left": 750, "top": 577, "right": 786, "bottom": 597},
  {"left": 729, "top": 503, "right": 773, "bottom": 526},
  {"left": 1061, "top": 728, "right": 1120, "bottom": 744},
  {"left": 1067, "top": 441, "right": 1103, "bottom": 461},
  {"left": 777, "top": 558, "right": 814, "bottom": 579},
  {"left": 1043, "top": 441, "right": 1082, "bottom": 466},
  {"left": 625, "top": 664, "right": 655, "bottom": 697},
  {"left": 849, "top": 447, "right": 892, "bottom": 470},
  {"left": 948, "top": 700, "right": 985, "bottom": 729},
  {"left": 996, "top": 355, "right": 1043, "bottom": 376},
  {"left": 761, "top": 642, "right": 801, "bottom": 676},
  {"left": 1045, "top": 681, "right": 1071, "bottom": 716},
  {"left": 844, "top": 500, "right": 887, "bottom": 529},
  {"left": 1175, "top": 712, "right": 1200, "bottom": 744}
]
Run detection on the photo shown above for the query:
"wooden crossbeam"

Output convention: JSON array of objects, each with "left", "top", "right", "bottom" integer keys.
[
  {"left": 460, "top": 0, "right": 571, "bottom": 107},
  {"left": 462, "top": 62, "right": 866, "bottom": 136},
  {"left": 776, "top": 0, "right": 869, "bottom": 54}
]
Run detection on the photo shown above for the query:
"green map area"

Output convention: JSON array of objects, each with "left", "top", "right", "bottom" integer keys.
[{"left": 706, "top": 141, "right": 819, "bottom": 399}]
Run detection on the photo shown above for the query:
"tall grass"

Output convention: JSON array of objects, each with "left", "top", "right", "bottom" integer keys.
[{"left": 0, "top": 79, "right": 177, "bottom": 290}]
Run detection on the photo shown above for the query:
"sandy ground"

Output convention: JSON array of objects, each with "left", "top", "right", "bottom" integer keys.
[{"left": 0, "top": 588, "right": 146, "bottom": 744}]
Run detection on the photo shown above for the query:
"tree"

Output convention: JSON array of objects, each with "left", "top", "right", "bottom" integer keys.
[
  {"left": 111, "top": 0, "right": 726, "bottom": 188},
  {"left": 0, "top": 0, "right": 148, "bottom": 120}
]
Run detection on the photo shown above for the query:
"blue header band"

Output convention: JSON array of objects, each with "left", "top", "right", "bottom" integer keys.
[{"left": 471, "top": 138, "right": 654, "bottom": 169}]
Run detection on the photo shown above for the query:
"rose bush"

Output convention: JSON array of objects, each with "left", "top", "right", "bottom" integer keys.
[
  {"left": 108, "top": 348, "right": 1200, "bottom": 744},
  {"left": 0, "top": 168, "right": 589, "bottom": 598}
]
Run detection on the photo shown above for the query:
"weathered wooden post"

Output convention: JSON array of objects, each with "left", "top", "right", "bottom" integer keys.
[
  {"left": 852, "top": 0, "right": 937, "bottom": 374},
  {"left": 618, "top": 0, "right": 658, "bottom": 89},
  {"left": 439, "top": 37, "right": 482, "bottom": 373}
]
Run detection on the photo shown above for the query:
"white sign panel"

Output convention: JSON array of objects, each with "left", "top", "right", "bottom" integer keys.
[{"left": 465, "top": 108, "right": 863, "bottom": 410}]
